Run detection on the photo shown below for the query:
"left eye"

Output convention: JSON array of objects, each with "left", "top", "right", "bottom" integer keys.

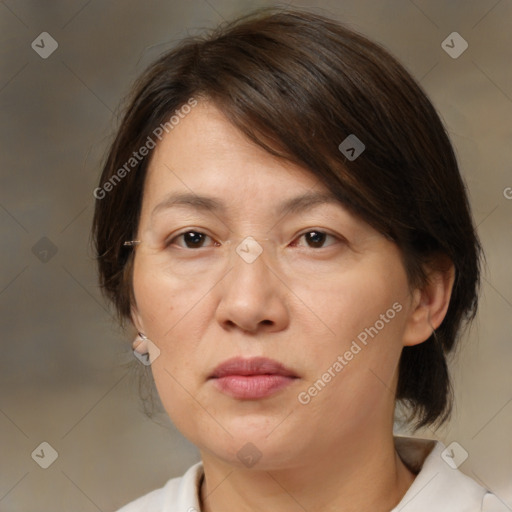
[{"left": 294, "top": 231, "right": 337, "bottom": 248}]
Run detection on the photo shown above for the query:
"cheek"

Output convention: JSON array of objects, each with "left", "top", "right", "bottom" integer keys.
[
  {"left": 132, "top": 256, "right": 212, "bottom": 405},
  {"left": 132, "top": 255, "right": 211, "bottom": 340},
  {"left": 299, "top": 264, "right": 407, "bottom": 347},
  {"left": 150, "top": 361, "right": 212, "bottom": 448},
  {"left": 295, "top": 255, "right": 409, "bottom": 398}
]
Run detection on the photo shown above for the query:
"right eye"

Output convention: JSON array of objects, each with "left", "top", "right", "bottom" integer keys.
[{"left": 168, "top": 231, "right": 218, "bottom": 249}]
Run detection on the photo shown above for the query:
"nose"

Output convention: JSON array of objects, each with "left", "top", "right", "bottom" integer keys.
[{"left": 215, "top": 243, "right": 290, "bottom": 334}]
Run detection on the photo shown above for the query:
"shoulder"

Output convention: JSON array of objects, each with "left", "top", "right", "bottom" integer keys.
[
  {"left": 481, "top": 494, "right": 511, "bottom": 512},
  {"left": 114, "top": 462, "right": 203, "bottom": 512},
  {"left": 393, "top": 437, "right": 509, "bottom": 512}
]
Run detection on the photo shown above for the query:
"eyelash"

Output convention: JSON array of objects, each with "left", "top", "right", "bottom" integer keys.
[{"left": 166, "top": 229, "right": 342, "bottom": 250}]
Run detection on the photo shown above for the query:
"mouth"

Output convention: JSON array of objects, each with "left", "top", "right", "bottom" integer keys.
[{"left": 208, "top": 357, "right": 299, "bottom": 400}]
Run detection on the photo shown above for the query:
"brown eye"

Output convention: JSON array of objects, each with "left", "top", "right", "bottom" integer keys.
[
  {"left": 304, "top": 231, "right": 327, "bottom": 248},
  {"left": 171, "top": 231, "right": 214, "bottom": 249},
  {"left": 183, "top": 231, "right": 206, "bottom": 248}
]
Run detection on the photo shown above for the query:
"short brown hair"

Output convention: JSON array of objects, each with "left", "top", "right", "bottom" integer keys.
[{"left": 92, "top": 8, "right": 482, "bottom": 429}]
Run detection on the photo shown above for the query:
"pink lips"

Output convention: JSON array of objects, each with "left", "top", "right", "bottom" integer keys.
[{"left": 209, "top": 357, "right": 298, "bottom": 399}]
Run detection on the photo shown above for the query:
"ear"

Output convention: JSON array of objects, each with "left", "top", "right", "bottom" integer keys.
[
  {"left": 130, "top": 304, "right": 145, "bottom": 335},
  {"left": 402, "top": 261, "right": 455, "bottom": 347}
]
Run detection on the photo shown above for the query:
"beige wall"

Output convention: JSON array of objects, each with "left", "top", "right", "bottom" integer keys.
[{"left": 1, "top": 1, "right": 510, "bottom": 510}]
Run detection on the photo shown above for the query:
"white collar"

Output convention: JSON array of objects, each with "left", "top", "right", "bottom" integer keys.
[
  {"left": 391, "top": 437, "right": 490, "bottom": 511},
  {"left": 151, "top": 437, "right": 499, "bottom": 512}
]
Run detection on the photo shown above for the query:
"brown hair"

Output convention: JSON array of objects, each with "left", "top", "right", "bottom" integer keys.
[{"left": 92, "top": 8, "right": 482, "bottom": 429}]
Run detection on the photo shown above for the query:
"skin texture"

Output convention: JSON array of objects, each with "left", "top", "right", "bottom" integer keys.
[{"left": 131, "top": 100, "right": 454, "bottom": 512}]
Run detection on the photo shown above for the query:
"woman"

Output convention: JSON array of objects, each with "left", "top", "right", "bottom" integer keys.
[{"left": 92, "top": 8, "right": 505, "bottom": 511}]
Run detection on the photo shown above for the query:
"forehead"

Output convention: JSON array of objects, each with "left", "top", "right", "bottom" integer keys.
[{"left": 142, "top": 101, "right": 330, "bottom": 213}]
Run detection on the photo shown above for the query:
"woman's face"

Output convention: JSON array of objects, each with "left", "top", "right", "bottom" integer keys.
[{"left": 132, "top": 100, "right": 419, "bottom": 469}]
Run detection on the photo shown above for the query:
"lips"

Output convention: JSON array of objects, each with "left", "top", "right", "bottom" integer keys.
[
  {"left": 210, "top": 357, "right": 297, "bottom": 379},
  {"left": 209, "top": 357, "right": 298, "bottom": 399}
]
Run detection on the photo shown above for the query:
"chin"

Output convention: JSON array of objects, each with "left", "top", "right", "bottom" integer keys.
[
  {"left": 225, "top": 409, "right": 291, "bottom": 437},
  {"left": 205, "top": 439, "right": 300, "bottom": 471},
  {"left": 215, "top": 425, "right": 302, "bottom": 466}
]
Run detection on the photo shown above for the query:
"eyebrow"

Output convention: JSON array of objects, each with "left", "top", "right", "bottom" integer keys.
[
  {"left": 150, "top": 191, "right": 342, "bottom": 218},
  {"left": 279, "top": 191, "right": 341, "bottom": 216},
  {"left": 151, "top": 192, "right": 225, "bottom": 218}
]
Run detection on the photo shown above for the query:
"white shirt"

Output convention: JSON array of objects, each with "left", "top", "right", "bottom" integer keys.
[{"left": 116, "top": 437, "right": 508, "bottom": 511}]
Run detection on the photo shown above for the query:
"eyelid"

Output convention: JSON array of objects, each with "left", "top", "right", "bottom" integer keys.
[
  {"left": 165, "top": 228, "right": 220, "bottom": 248},
  {"left": 291, "top": 229, "right": 347, "bottom": 247},
  {"left": 163, "top": 227, "right": 347, "bottom": 249}
]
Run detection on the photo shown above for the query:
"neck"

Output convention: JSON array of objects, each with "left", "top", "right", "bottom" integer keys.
[{"left": 199, "top": 432, "right": 415, "bottom": 512}]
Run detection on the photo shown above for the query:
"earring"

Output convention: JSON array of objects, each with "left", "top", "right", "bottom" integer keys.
[
  {"left": 133, "top": 333, "right": 160, "bottom": 366},
  {"left": 133, "top": 332, "right": 149, "bottom": 355}
]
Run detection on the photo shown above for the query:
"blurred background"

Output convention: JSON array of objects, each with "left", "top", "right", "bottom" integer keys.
[{"left": 1, "top": 1, "right": 511, "bottom": 510}]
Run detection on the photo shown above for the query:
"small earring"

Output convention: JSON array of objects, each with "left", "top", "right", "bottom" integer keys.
[
  {"left": 133, "top": 332, "right": 149, "bottom": 355},
  {"left": 133, "top": 333, "right": 160, "bottom": 365}
]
